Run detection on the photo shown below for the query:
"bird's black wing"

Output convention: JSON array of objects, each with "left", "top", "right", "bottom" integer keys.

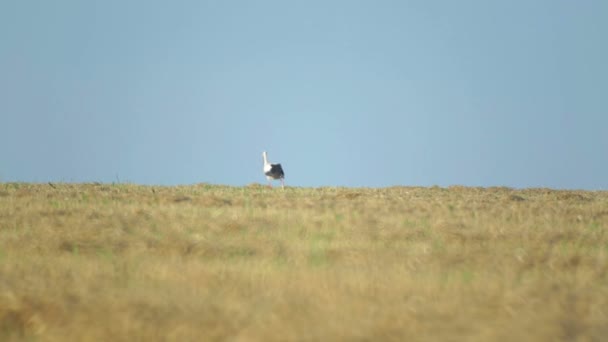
[{"left": 269, "top": 163, "right": 284, "bottom": 178}]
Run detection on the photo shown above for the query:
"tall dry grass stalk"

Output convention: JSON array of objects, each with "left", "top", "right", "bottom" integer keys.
[{"left": 0, "top": 183, "right": 607, "bottom": 341}]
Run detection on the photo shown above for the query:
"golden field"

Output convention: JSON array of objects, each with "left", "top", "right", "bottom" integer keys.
[{"left": 0, "top": 183, "right": 607, "bottom": 341}]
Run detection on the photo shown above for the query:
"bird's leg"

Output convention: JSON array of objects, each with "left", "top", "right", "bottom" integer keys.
[
  {"left": 281, "top": 179, "right": 285, "bottom": 189},
  {"left": 268, "top": 181, "right": 272, "bottom": 188}
]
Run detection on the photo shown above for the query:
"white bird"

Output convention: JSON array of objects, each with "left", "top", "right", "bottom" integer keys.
[{"left": 262, "top": 151, "right": 285, "bottom": 188}]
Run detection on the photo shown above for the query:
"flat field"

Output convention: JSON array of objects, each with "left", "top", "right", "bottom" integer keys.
[{"left": 0, "top": 183, "right": 607, "bottom": 341}]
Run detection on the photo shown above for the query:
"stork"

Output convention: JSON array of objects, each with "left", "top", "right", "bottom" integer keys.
[{"left": 262, "top": 151, "right": 285, "bottom": 188}]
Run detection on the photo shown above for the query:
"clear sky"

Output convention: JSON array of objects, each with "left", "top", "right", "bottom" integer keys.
[{"left": 1, "top": 1, "right": 607, "bottom": 189}]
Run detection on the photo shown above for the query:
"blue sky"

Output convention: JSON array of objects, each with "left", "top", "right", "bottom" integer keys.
[{"left": 1, "top": 1, "right": 607, "bottom": 189}]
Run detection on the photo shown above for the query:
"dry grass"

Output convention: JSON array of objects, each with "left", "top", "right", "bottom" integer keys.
[{"left": 1, "top": 182, "right": 607, "bottom": 341}]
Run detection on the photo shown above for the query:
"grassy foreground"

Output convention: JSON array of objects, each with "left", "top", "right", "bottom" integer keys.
[{"left": 0, "top": 183, "right": 607, "bottom": 341}]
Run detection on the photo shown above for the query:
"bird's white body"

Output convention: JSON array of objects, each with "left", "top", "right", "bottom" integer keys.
[
  {"left": 262, "top": 151, "right": 285, "bottom": 188},
  {"left": 263, "top": 163, "right": 273, "bottom": 174}
]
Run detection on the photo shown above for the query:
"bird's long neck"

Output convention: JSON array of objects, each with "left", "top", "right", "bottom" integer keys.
[{"left": 262, "top": 152, "right": 269, "bottom": 166}]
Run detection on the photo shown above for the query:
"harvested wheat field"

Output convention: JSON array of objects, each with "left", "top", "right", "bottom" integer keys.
[{"left": 0, "top": 183, "right": 607, "bottom": 341}]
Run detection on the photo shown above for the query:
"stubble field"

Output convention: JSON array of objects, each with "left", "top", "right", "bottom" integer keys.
[{"left": 0, "top": 183, "right": 607, "bottom": 341}]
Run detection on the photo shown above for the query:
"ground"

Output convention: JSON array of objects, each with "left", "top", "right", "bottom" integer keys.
[{"left": 0, "top": 183, "right": 607, "bottom": 341}]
